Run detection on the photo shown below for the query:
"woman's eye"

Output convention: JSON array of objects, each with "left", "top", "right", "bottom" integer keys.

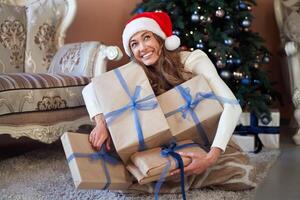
[
  {"left": 131, "top": 42, "right": 137, "bottom": 48},
  {"left": 144, "top": 35, "right": 150, "bottom": 41}
]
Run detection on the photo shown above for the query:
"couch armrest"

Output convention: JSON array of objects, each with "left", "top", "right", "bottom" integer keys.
[
  {"left": 48, "top": 42, "right": 123, "bottom": 78},
  {"left": 93, "top": 44, "right": 123, "bottom": 77}
]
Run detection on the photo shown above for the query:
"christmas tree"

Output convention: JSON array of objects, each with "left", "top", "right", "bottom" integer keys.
[{"left": 133, "top": 0, "right": 278, "bottom": 124}]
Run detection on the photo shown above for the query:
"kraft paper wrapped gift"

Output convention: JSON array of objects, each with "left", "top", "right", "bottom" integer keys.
[
  {"left": 61, "top": 132, "right": 132, "bottom": 190},
  {"left": 92, "top": 62, "right": 172, "bottom": 163},
  {"left": 157, "top": 75, "right": 224, "bottom": 147},
  {"left": 126, "top": 140, "right": 206, "bottom": 184}
]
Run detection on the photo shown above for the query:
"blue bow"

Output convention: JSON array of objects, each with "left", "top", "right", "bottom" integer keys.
[
  {"left": 235, "top": 113, "right": 279, "bottom": 135},
  {"left": 67, "top": 146, "right": 120, "bottom": 190},
  {"left": 165, "top": 85, "right": 240, "bottom": 150},
  {"left": 154, "top": 142, "right": 200, "bottom": 200},
  {"left": 234, "top": 113, "right": 279, "bottom": 153},
  {"left": 104, "top": 68, "right": 158, "bottom": 151}
]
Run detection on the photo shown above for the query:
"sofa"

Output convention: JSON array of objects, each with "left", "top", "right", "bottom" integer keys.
[{"left": 0, "top": 0, "right": 122, "bottom": 144}]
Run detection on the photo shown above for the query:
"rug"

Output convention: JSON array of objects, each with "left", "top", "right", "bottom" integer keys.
[{"left": 0, "top": 142, "right": 280, "bottom": 200}]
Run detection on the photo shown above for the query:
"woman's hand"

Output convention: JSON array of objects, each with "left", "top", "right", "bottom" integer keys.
[
  {"left": 170, "top": 147, "right": 222, "bottom": 176},
  {"left": 89, "top": 114, "right": 111, "bottom": 151}
]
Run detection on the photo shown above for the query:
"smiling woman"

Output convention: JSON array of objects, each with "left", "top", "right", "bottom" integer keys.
[{"left": 82, "top": 11, "right": 256, "bottom": 193}]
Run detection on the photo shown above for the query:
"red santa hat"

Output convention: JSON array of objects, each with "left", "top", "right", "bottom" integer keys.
[{"left": 122, "top": 11, "right": 181, "bottom": 56}]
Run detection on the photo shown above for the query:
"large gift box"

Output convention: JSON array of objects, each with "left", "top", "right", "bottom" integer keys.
[
  {"left": 61, "top": 132, "right": 132, "bottom": 190},
  {"left": 157, "top": 75, "right": 223, "bottom": 148},
  {"left": 233, "top": 110, "right": 280, "bottom": 152},
  {"left": 92, "top": 62, "right": 172, "bottom": 163},
  {"left": 126, "top": 140, "right": 206, "bottom": 184}
]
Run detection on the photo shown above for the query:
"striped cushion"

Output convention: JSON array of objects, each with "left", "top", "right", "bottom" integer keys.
[{"left": 0, "top": 73, "right": 90, "bottom": 92}]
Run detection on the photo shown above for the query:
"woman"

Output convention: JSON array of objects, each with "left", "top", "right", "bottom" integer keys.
[{"left": 83, "top": 12, "right": 256, "bottom": 192}]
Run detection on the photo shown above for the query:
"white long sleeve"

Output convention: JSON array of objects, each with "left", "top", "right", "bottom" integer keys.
[
  {"left": 82, "top": 82, "right": 103, "bottom": 120},
  {"left": 181, "top": 50, "right": 242, "bottom": 152}
]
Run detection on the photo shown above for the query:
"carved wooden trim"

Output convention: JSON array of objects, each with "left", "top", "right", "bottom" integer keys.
[
  {"left": 0, "top": 116, "right": 92, "bottom": 143},
  {"left": 93, "top": 45, "right": 123, "bottom": 77},
  {"left": 57, "top": 0, "right": 77, "bottom": 48}
]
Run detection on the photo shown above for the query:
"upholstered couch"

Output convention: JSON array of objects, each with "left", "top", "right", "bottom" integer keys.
[
  {"left": 0, "top": 0, "right": 122, "bottom": 143},
  {"left": 274, "top": 0, "right": 300, "bottom": 144}
]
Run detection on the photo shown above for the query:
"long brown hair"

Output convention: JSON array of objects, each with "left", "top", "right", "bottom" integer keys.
[{"left": 130, "top": 34, "right": 193, "bottom": 95}]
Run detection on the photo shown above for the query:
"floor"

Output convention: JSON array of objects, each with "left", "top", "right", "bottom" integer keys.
[
  {"left": 254, "top": 125, "right": 300, "bottom": 200},
  {"left": 1, "top": 124, "right": 300, "bottom": 199}
]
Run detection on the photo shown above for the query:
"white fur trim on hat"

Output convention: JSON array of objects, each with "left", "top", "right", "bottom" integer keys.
[{"left": 165, "top": 35, "right": 180, "bottom": 51}]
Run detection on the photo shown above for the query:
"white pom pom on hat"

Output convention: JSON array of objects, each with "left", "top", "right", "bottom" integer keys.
[{"left": 122, "top": 11, "right": 181, "bottom": 56}]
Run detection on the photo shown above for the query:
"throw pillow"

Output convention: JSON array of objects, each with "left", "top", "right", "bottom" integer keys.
[
  {"left": 48, "top": 42, "right": 101, "bottom": 78},
  {"left": 25, "top": 0, "right": 67, "bottom": 73}
]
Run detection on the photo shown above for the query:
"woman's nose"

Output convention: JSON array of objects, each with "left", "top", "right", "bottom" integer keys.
[{"left": 139, "top": 42, "right": 147, "bottom": 51}]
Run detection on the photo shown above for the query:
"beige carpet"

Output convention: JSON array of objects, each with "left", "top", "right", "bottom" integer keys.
[{"left": 0, "top": 142, "right": 280, "bottom": 200}]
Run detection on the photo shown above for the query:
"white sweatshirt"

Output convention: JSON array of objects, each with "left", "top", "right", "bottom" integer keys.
[{"left": 82, "top": 50, "right": 242, "bottom": 152}]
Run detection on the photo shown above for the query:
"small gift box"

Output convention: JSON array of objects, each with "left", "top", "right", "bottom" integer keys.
[
  {"left": 61, "top": 132, "right": 132, "bottom": 190},
  {"left": 92, "top": 62, "right": 172, "bottom": 163},
  {"left": 126, "top": 140, "right": 206, "bottom": 185},
  {"left": 157, "top": 75, "right": 224, "bottom": 148},
  {"left": 234, "top": 110, "right": 280, "bottom": 152}
]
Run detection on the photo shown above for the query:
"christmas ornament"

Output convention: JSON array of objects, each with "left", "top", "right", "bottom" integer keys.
[
  {"left": 265, "top": 94, "right": 273, "bottom": 104},
  {"left": 233, "top": 58, "right": 241, "bottom": 65},
  {"left": 253, "top": 63, "right": 259, "bottom": 68},
  {"left": 206, "top": 16, "right": 212, "bottom": 23},
  {"left": 233, "top": 71, "right": 243, "bottom": 79},
  {"left": 224, "top": 38, "right": 233, "bottom": 45},
  {"left": 225, "top": 15, "right": 231, "bottom": 20},
  {"left": 213, "top": 50, "right": 221, "bottom": 57},
  {"left": 215, "top": 7, "right": 225, "bottom": 18},
  {"left": 136, "top": 8, "right": 144, "bottom": 14},
  {"left": 196, "top": 43, "right": 204, "bottom": 49},
  {"left": 226, "top": 59, "right": 233, "bottom": 65},
  {"left": 216, "top": 60, "right": 226, "bottom": 68},
  {"left": 243, "top": 27, "right": 250, "bottom": 32},
  {"left": 241, "top": 78, "right": 250, "bottom": 85},
  {"left": 220, "top": 70, "right": 232, "bottom": 79},
  {"left": 241, "top": 19, "right": 251, "bottom": 27},
  {"left": 191, "top": 12, "right": 200, "bottom": 22},
  {"left": 253, "top": 79, "right": 260, "bottom": 84},
  {"left": 260, "top": 113, "right": 271, "bottom": 125},
  {"left": 239, "top": 2, "right": 247, "bottom": 10},
  {"left": 200, "top": 15, "right": 206, "bottom": 22},
  {"left": 263, "top": 56, "right": 270, "bottom": 63},
  {"left": 173, "top": 30, "right": 180, "bottom": 36}
]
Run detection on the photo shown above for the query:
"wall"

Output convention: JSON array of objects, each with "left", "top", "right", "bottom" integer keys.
[{"left": 66, "top": 0, "right": 292, "bottom": 119}]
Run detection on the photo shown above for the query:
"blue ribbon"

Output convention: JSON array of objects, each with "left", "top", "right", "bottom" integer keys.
[
  {"left": 234, "top": 113, "right": 279, "bottom": 153},
  {"left": 154, "top": 142, "right": 200, "bottom": 200},
  {"left": 104, "top": 68, "right": 158, "bottom": 151},
  {"left": 234, "top": 113, "right": 279, "bottom": 135},
  {"left": 67, "top": 146, "right": 120, "bottom": 190},
  {"left": 165, "top": 85, "right": 239, "bottom": 150}
]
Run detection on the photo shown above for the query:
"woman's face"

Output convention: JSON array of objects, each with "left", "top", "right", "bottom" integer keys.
[{"left": 129, "top": 31, "right": 162, "bottom": 66}]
